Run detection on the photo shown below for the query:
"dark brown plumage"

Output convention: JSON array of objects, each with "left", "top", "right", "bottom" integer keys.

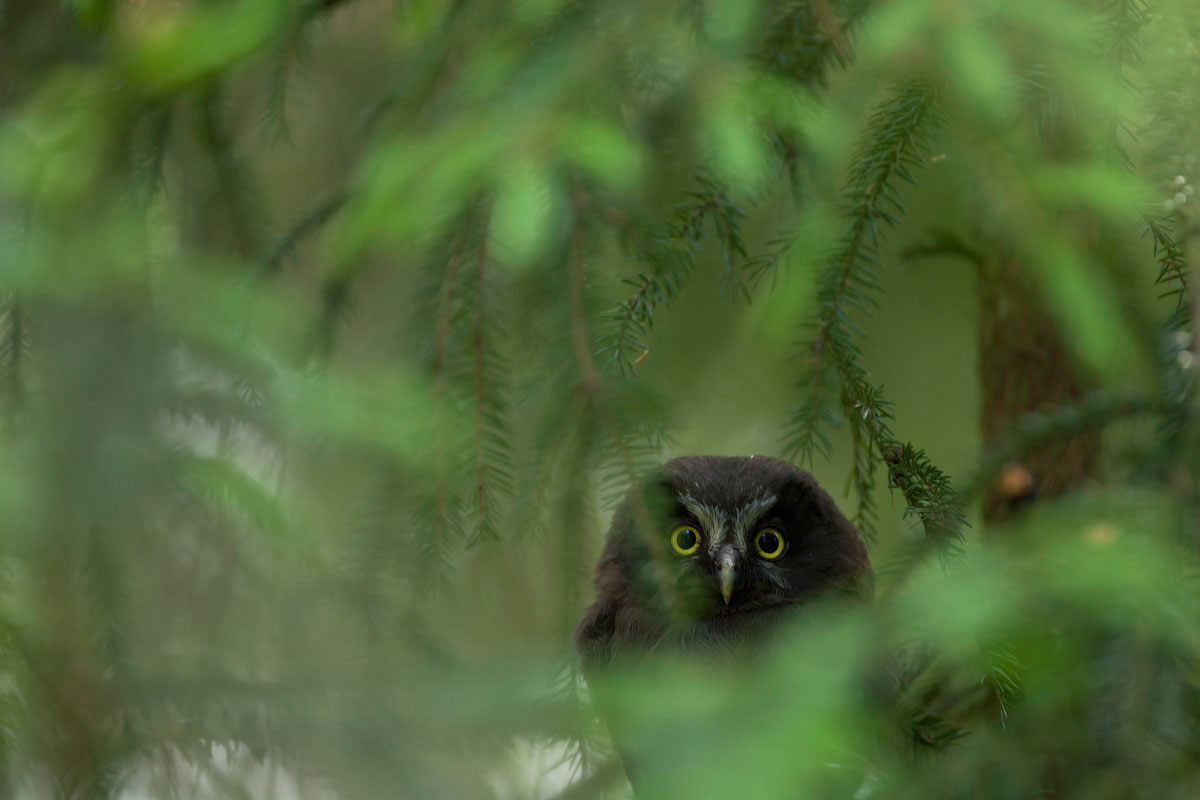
[{"left": 575, "top": 455, "right": 872, "bottom": 796}]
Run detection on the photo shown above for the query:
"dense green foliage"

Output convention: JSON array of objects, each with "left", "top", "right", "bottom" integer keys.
[{"left": 1, "top": 0, "right": 1200, "bottom": 797}]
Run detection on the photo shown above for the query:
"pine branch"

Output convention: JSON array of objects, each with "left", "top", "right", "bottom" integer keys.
[
  {"left": 420, "top": 213, "right": 474, "bottom": 589},
  {"left": 81, "top": 525, "right": 131, "bottom": 674},
  {"left": 199, "top": 84, "right": 262, "bottom": 259},
  {"left": 811, "top": 80, "right": 940, "bottom": 357},
  {"left": 758, "top": 0, "right": 876, "bottom": 89},
  {"left": 170, "top": 451, "right": 286, "bottom": 536},
  {"left": 981, "top": 636, "right": 1024, "bottom": 725},
  {"left": 1100, "top": 0, "right": 1151, "bottom": 167},
  {"left": 1147, "top": 217, "right": 1190, "bottom": 309},
  {"left": 260, "top": 191, "right": 347, "bottom": 277},
  {"left": 784, "top": 80, "right": 942, "bottom": 535},
  {"left": 259, "top": 0, "right": 356, "bottom": 141},
  {"left": 165, "top": 379, "right": 280, "bottom": 447},
  {"left": 802, "top": 80, "right": 940, "bottom": 375},
  {"left": 601, "top": 176, "right": 746, "bottom": 375},
  {"left": 883, "top": 442, "right": 967, "bottom": 560},
  {"left": 604, "top": 3, "right": 880, "bottom": 354},
  {"left": 838, "top": 372, "right": 965, "bottom": 552},
  {"left": 134, "top": 105, "right": 173, "bottom": 195},
  {"left": 750, "top": 0, "right": 882, "bottom": 254},
  {"left": 308, "top": 267, "right": 358, "bottom": 364},
  {"left": 466, "top": 223, "right": 515, "bottom": 547},
  {"left": 0, "top": 293, "right": 32, "bottom": 437},
  {"left": 844, "top": 380, "right": 884, "bottom": 538},
  {"left": 1097, "top": 2, "right": 1191, "bottom": 317},
  {"left": 413, "top": 468, "right": 466, "bottom": 596}
]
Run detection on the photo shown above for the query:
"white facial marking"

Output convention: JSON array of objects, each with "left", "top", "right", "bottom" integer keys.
[
  {"left": 734, "top": 493, "right": 777, "bottom": 542},
  {"left": 678, "top": 490, "right": 778, "bottom": 556},
  {"left": 678, "top": 493, "right": 728, "bottom": 549}
]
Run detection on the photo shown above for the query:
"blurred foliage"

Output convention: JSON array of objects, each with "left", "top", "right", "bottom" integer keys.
[{"left": 0, "top": 0, "right": 1199, "bottom": 797}]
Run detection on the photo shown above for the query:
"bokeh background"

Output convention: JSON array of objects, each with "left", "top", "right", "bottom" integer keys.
[{"left": 1, "top": 0, "right": 1199, "bottom": 797}]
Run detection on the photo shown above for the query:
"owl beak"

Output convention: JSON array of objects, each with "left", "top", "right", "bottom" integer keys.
[{"left": 718, "top": 552, "right": 737, "bottom": 606}]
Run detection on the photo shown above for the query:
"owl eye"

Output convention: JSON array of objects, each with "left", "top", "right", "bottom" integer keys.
[
  {"left": 755, "top": 528, "right": 786, "bottom": 559},
  {"left": 670, "top": 525, "right": 701, "bottom": 555}
]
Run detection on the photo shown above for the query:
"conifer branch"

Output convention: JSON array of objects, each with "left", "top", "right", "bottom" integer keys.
[
  {"left": 783, "top": 80, "right": 944, "bottom": 543},
  {"left": 261, "top": 191, "right": 347, "bottom": 276},
  {"left": 261, "top": 0, "right": 357, "bottom": 140},
  {"left": 309, "top": 269, "right": 357, "bottom": 364},
  {"left": 423, "top": 215, "right": 474, "bottom": 581},
  {"left": 785, "top": 79, "right": 939, "bottom": 463},
  {"left": 883, "top": 442, "right": 966, "bottom": 558},
  {"left": 758, "top": 0, "right": 875, "bottom": 88},
  {"left": 606, "top": 2, "right": 879, "bottom": 364},
  {"left": 810, "top": 80, "right": 940, "bottom": 361},
  {"left": 135, "top": 106, "right": 173, "bottom": 194},
  {"left": 200, "top": 85, "right": 262, "bottom": 259},
  {"left": 1097, "top": 2, "right": 1190, "bottom": 314},
  {"left": 0, "top": 293, "right": 31, "bottom": 437},
  {"left": 171, "top": 451, "right": 286, "bottom": 535},
  {"left": 1147, "top": 217, "right": 1190, "bottom": 309},
  {"left": 466, "top": 215, "right": 513, "bottom": 547},
  {"left": 603, "top": 177, "right": 746, "bottom": 374},
  {"left": 845, "top": 374, "right": 965, "bottom": 554}
]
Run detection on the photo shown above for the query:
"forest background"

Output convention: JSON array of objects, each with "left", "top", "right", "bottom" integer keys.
[{"left": 1, "top": 0, "right": 1198, "bottom": 798}]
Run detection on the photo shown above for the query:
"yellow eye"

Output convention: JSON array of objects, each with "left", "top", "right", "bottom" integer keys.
[
  {"left": 670, "top": 525, "right": 701, "bottom": 555},
  {"left": 755, "top": 528, "right": 786, "bottom": 559}
]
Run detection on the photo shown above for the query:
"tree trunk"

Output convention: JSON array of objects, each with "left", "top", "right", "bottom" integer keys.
[{"left": 978, "top": 259, "right": 1101, "bottom": 524}]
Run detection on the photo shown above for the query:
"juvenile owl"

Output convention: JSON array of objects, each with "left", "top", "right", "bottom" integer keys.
[{"left": 575, "top": 455, "right": 872, "bottom": 796}]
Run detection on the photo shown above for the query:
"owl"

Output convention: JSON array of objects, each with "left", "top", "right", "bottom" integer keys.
[{"left": 575, "top": 455, "right": 872, "bottom": 796}]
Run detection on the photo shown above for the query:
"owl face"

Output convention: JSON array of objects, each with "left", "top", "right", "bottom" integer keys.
[
  {"left": 576, "top": 456, "right": 871, "bottom": 796},
  {"left": 623, "top": 455, "right": 870, "bottom": 622}
]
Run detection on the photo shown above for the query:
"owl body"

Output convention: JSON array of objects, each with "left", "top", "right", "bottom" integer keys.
[{"left": 575, "top": 455, "right": 872, "bottom": 796}]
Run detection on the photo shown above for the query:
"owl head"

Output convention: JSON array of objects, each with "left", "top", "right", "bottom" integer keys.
[
  {"left": 599, "top": 455, "right": 871, "bottom": 626},
  {"left": 576, "top": 456, "right": 873, "bottom": 795}
]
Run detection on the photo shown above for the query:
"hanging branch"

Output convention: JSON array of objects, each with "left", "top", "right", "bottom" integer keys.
[
  {"left": 0, "top": 293, "right": 31, "bottom": 438},
  {"left": 261, "top": 0, "right": 364, "bottom": 139},
  {"left": 199, "top": 84, "right": 262, "bottom": 259},
  {"left": 758, "top": 0, "right": 878, "bottom": 192},
  {"left": 601, "top": 2, "right": 884, "bottom": 373},
  {"left": 1101, "top": 0, "right": 1151, "bottom": 168},
  {"left": 601, "top": 176, "right": 746, "bottom": 375},
  {"left": 785, "top": 79, "right": 940, "bottom": 460},
  {"left": 806, "top": 79, "right": 941, "bottom": 370},
  {"left": 758, "top": 0, "right": 876, "bottom": 89},
  {"left": 783, "top": 79, "right": 945, "bottom": 543},
  {"left": 466, "top": 216, "right": 515, "bottom": 547},
  {"left": 883, "top": 442, "right": 967, "bottom": 561},
  {"left": 1099, "top": 1, "right": 1191, "bottom": 313},
  {"left": 414, "top": 214, "right": 475, "bottom": 591},
  {"left": 1147, "top": 217, "right": 1190, "bottom": 310},
  {"left": 846, "top": 376, "right": 965, "bottom": 557},
  {"left": 260, "top": 191, "right": 348, "bottom": 277},
  {"left": 308, "top": 268, "right": 357, "bottom": 364}
]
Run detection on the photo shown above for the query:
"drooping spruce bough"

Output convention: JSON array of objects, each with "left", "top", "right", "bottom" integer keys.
[{"left": 0, "top": 0, "right": 1199, "bottom": 797}]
